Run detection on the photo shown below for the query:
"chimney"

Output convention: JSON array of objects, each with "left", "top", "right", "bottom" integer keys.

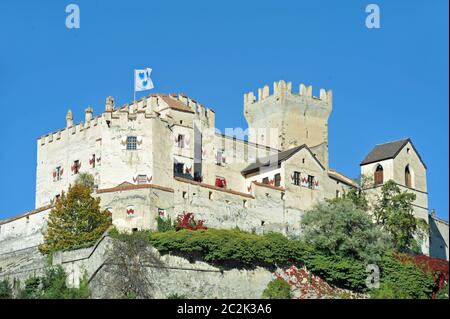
[
  {"left": 66, "top": 110, "right": 73, "bottom": 128},
  {"left": 85, "top": 107, "right": 93, "bottom": 123},
  {"left": 105, "top": 96, "right": 115, "bottom": 112}
]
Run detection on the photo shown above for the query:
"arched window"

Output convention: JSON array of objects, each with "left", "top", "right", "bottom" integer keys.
[
  {"left": 405, "top": 165, "right": 412, "bottom": 188},
  {"left": 374, "top": 164, "right": 384, "bottom": 186}
]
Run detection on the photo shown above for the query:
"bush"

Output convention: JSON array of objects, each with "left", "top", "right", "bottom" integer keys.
[
  {"left": 262, "top": 278, "right": 292, "bottom": 299},
  {"left": 175, "top": 212, "right": 206, "bottom": 231},
  {"left": 370, "top": 252, "right": 435, "bottom": 299},
  {"left": 19, "top": 266, "right": 90, "bottom": 299},
  {"left": 300, "top": 251, "right": 368, "bottom": 291},
  {"left": 148, "top": 228, "right": 368, "bottom": 291},
  {"left": 149, "top": 228, "right": 305, "bottom": 268},
  {"left": 436, "top": 282, "right": 448, "bottom": 299},
  {"left": 0, "top": 279, "right": 13, "bottom": 299},
  {"left": 157, "top": 215, "right": 175, "bottom": 232}
]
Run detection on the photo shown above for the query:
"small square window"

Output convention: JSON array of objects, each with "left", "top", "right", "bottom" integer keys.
[
  {"left": 174, "top": 163, "right": 184, "bottom": 175},
  {"left": 127, "top": 136, "right": 137, "bottom": 150}
]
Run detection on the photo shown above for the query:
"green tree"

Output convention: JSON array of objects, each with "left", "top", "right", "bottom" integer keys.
[
  {"left": 342, "top": 188, "right": 368, "bottom": 211},
  {"left": 373, "top": 180, "right": 427, "bottom": 252},
  {"left": 75, "top": 172, "right": 95, "bottom": 189},
  {"left": 39, "top": 182, "right": 111, "bottom": 254},
  {"left": 300, "top": 198, "right": 390, "bottom": 263}
]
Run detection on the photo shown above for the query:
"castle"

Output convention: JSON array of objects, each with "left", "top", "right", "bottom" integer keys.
[{"left": 0, "top": 80, "right": 448, "bottom": 260}]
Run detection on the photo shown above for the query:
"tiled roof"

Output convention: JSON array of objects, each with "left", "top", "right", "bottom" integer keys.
[
  {"left": 328, "top": 169, "right": 358, "bottom": 188},
  {"left": 360, "top": 138, "right": 426, "bottom": 168},
  {"left": 241, "top": 144, "right": 325, "bottom": 176},
  {"left": 159, "top": 95, "right": 195, "bottom": 113},
  {"left": 251, "top": 181, "right": 285, "bottom": 192}
]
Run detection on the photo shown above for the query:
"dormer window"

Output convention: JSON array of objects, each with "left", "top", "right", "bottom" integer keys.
[
  {"left": 374, "top": 164, "right": 384, "bottom": 186},
  {"left": 126, "top": 136, "right": 137, "bottom": 150}
]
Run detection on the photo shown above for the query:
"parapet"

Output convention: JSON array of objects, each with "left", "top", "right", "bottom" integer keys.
[
  {"left": 38, "top": 92, "right": 214, "bottom": 147},
  {"left": 244, "top": 80, "right": 333, "bottom": 106}
]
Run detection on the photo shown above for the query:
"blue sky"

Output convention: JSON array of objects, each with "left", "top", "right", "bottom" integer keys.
[{"left": 0, "top": 0, "right": 448, "bottom": 220}]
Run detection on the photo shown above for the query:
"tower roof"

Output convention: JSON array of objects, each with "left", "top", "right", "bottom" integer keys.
[{"left": 360, "top": 138, "right": 427, "bottom": 168}]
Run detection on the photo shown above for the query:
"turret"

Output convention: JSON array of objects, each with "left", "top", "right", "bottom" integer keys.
[
  {"left": 105, "top": 96, "right": 115, "bottom": 112},
  {"left": 85, "top": 107, "right": 93, "bottom": 124},
  {"left": 66, "top": 110, "right": 73, "bottom": 128}
]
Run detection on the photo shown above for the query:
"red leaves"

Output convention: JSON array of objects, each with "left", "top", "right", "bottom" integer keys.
[
  {"left": 175, "top": 212, "right": 207, "bottom": 231},
  {"left": 276, "top": 266, "right": 336, "bottom": 299},
  {"left": 395, "top": 253, "right": 449, "bottom": 298}
]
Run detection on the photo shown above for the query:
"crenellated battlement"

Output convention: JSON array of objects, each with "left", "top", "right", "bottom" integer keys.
[
  {"left": 244, "top": 80, "right": 332, "bottom": 106},
  {"left": 38, "top": 92, "right": 214, "bottom": 147}
]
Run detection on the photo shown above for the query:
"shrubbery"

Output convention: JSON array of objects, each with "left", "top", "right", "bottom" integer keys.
[
  {"left": 370, "top": 252, "right": 435, "bottom": 299},
  {"left": 436, "top": 282, "right": 449, "bottom": 299},
  {"left": 148, "top": 228, "right": 368, "bottom": 291},
  {"left": 0, "top": 279, "right": 13, "bottom": 299},
  {"left": 262, "top": 278, "right": 292, "bottom": 299},
  {"left": 19, "top": 266, "right": 90, "bottom": 299},
  {"left": 157, "top": 215, "right": 175, "bottom": 232}
]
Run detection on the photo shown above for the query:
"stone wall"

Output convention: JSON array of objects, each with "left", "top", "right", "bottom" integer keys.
[
  {"left": 0, "top": 235, "right": 275, "bottom": 299},
  {"left": 1, "top": 235, "right": 363, "bottom": 299}
]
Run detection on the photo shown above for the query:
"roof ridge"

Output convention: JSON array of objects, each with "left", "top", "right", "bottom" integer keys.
[{"left": 374, "top": 138, "right": 410, "bottom": 146}]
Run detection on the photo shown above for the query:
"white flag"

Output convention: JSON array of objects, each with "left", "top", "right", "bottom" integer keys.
[{"left": 134, "top": 68, "right": 154, "bottom": 92}]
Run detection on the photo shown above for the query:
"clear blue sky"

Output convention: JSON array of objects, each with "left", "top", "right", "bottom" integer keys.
[{"left": 0, "top": 0, "right": 448, "bottom": 220}]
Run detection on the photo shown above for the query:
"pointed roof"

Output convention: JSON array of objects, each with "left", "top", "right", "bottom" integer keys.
[
  {"left": 360, "top": 138, "right": 426, "bottom": 168},
  {"left": 241, "top": 144, "right": 325, "bottom": 176}
]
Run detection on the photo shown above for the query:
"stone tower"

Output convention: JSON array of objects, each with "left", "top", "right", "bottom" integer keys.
[{"left": 244, "top": 80, "right": 332, "bottom": 167}]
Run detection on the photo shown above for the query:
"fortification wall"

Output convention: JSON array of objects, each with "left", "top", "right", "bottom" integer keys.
[{"left": 0, "top": 208, "right": 50, "bottom": 254}]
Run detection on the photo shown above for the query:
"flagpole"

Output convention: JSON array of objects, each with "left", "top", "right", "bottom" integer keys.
[{"left": 133, "top": 69, "right": 136, "bottom": 103}]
